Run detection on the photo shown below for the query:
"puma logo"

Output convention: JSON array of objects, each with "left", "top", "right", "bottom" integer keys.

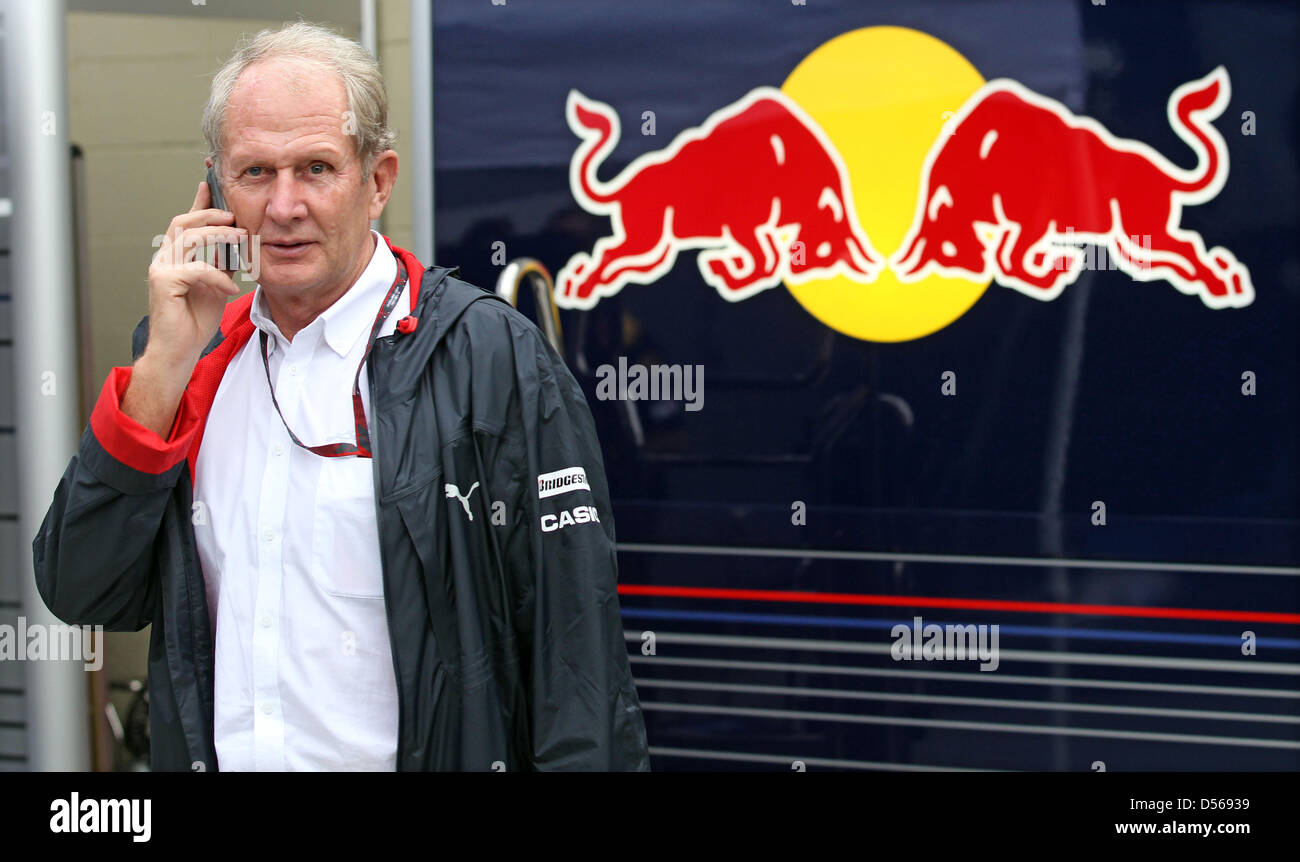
[{"left": 444, "top": 481, "right": 480, "bottom": 520}]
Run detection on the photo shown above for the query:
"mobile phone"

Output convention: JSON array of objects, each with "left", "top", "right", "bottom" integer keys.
[{"left": 205, "top": 165, "right": 241, "bottom": 272}]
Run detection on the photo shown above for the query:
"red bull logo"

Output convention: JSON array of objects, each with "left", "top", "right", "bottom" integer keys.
[
  {"left": 557, "top": 87, "right": 882, "bottom": 308},
  {"left": 556, "top": 27, "right": 1254, "bottom": 340},
  {"left": 893, "top": 66, "right": 1253, "bottom": 309}
]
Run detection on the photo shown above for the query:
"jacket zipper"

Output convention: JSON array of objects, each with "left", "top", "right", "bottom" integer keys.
[{"left": 368, "top": 349, "right": 407, "bottom": 771}]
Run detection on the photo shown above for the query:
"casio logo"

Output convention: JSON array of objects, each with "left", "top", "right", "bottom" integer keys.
[{"left": 540, "top": 505, "right": 600, "bottom": 532}]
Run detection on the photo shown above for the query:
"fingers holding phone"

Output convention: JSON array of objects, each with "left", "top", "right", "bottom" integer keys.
[
  {"left": 204, "top": 166, "right": 243, "bottom": 273},
  {"left": 144, "top": 179, "right": 248, "bottom": 369}
]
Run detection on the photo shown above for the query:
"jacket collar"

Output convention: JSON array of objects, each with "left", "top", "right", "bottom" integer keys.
[{"left": 395, "top": 244, "right": 509, "bottom": 358}]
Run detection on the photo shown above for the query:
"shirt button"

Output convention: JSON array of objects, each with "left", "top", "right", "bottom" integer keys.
[
  {"left": 288, "top": 365, "right": 299, "bottom": 376},
  {"left": 261, "top": 616, "right": 272, "bottom": 628},
  {"left": 272, "top": 444, "right": 285, "bottom": 457},
  {"left": 262, "top": 529, "right": 275, "bottom": 543},
  {"left": 262, "top": 703, "right": 273, "bottom": 715}
]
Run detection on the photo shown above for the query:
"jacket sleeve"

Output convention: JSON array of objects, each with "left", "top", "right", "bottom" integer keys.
[
  {"left": 495, "top": 315, "right": 651, "bottom": 771},
  {"left": 31, "top": 316, "right": 199, "bottom": 630}
]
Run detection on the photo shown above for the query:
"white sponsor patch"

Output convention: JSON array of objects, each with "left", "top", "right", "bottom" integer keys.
[
  {"left": 540, "top": 505, "right": 600, "bottom": 532},
  {"left": 537, "top": 466, "right": 589, "bottom": 499}
]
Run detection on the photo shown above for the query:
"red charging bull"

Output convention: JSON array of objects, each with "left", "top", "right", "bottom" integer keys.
[
  {"left": 556, "top": 87, "right": 882, "bottom": 309},
  {"left": 892, "top": 66, "right": 1254, "bottom": 309}
]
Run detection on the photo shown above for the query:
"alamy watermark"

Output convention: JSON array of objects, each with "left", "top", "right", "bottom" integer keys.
[
  {"left": 891, "top": 615, "right": 1000, "bottom": 671},
  {"left": 595, "top": 356, "right": 703, "bottom": 412},
  {"left": 50, "top": 793, "right": 150, "bottom": 843},
  {"left": 152, "top": 231, "right": 262, "bottom": 282},
  {"left": 1052, "top": 229, "right": 1153, "bottom": 272},
  {"left": 0, "top": 617, "right": 103, "bottom": 671}
]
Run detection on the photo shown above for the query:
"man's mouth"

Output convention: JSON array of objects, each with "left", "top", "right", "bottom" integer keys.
[{"left": 267, "top": 240, "right": 315, "bottom": 256}]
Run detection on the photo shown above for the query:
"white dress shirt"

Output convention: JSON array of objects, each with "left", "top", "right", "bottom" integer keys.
[{"left": 194, "top": 230, "right": 403, "bottom": 771}]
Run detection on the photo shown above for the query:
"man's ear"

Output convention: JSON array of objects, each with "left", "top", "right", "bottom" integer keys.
[{"left": 367, "top": 149, "right": 399, "bottom": 221}]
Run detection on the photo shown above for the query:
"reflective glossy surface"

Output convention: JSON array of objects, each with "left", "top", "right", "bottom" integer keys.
[{"left": 432, "top": 0, "right": 1299, "bottom": 770}]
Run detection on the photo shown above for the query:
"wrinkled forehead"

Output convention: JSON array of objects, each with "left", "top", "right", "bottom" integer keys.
[{"left": 223, "top": 57, "right": 349, "bottom": 148}]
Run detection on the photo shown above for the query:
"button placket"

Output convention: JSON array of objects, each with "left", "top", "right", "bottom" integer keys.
[{"left": 251, "top": 335, "right": 302, "bottom": 772}]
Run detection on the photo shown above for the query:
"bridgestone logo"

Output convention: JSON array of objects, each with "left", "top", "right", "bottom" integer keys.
[{"left": 537, "top": 467, "right": 589, "bottom": 499}]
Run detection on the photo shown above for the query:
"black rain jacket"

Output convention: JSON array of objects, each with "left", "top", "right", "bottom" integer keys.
[{"left": 31, "top": 238, "right": 651, "bottom": 771}]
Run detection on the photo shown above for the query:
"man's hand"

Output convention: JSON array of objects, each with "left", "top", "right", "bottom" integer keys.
[{"left": 121, "top": 181, "right": 246, "bottom": 440}]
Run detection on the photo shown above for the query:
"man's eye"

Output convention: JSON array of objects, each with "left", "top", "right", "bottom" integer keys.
[
  {"left": 246, "top": 166, "right": 263, "bottom": 177},
  {"left": 310, "top": 163, "right": 327, "bottom": 174}
]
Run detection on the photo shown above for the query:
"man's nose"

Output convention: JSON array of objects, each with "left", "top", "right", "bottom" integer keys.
[{"left": 264, "top": 172, "right": 309, "bottom": 223}]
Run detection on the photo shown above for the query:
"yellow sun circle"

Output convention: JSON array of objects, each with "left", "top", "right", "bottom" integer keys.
[{"left": 781, "top": 26, "right": 990, "bottom": 342}]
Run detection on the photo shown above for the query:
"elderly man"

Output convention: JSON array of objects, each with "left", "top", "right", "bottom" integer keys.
[{"left": 33, "top": 22, "right": 649, "bottom": 772}]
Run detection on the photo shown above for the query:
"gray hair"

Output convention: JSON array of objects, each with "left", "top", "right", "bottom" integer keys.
[{"left": 202, "top": 21, "right": 396, "bottom": 180}]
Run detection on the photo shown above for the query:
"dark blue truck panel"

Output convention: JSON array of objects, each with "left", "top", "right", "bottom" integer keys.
[{"left": 431, "top": 0, "right": 1299, "bottom": 770}]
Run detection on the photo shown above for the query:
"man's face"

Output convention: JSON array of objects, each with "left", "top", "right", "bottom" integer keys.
[{"left": 217, "top": 58, "right": 393, "bottom": 301}]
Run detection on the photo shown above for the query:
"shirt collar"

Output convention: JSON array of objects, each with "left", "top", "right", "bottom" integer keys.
[{"left": 249, "top": 229, "right": 397, "bottom": 358}]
